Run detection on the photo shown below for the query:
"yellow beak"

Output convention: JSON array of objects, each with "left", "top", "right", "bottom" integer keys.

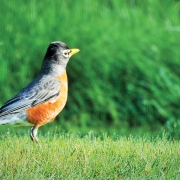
[{"left": 70, "top": 48, "right": 80, "bottom": 57}]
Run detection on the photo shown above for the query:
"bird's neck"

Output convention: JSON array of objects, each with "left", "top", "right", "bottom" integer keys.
[{"left": 40, "top": 63, "right": 66, "bottom": 76}]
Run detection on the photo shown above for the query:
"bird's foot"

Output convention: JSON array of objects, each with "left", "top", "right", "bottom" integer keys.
[{"left": 30, "top": 126, "right": 39, "bottom": 142}]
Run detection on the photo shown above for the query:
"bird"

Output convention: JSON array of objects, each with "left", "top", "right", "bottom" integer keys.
[{"left": 0, "top": 41, "right": 79, "bottom": 141}]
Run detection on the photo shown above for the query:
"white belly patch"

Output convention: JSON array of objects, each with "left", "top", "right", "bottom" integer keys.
[{"left": 0, "top": 111, "right": 31, "bottom": 126}]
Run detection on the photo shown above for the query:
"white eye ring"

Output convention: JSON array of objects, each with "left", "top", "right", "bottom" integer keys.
[{"left": 62, "top": 50, "right": 70, "bottom": 58}]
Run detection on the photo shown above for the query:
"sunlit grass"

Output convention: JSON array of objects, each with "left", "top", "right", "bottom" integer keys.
[{"left": 0, "top": 132, "right": 179, "bottom": 179}]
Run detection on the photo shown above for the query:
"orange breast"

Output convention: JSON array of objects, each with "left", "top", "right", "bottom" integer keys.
[{"left": 27, "top": 72, "right": 68, "bottom": 126}]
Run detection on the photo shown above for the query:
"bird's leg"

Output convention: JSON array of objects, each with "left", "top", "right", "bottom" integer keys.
[{"left": 30, "top": 126, "right": 39, "bottom": 142}]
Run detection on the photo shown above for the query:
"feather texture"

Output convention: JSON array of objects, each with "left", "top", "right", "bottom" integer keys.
[{"left": 0, "top": 74, "right": 61, "bottom": 117}]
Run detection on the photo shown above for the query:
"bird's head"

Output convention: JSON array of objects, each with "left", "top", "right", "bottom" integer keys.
[{"left": 41, "top": 41, "right": 79, "bottom": 75}]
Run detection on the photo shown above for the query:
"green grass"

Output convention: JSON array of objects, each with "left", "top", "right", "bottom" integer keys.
[
  {"left": 0, "top": 132, "right": 180, "bottom": 179},
  {"left": 0, "top": 1, "right": 180, "bottom": 178}
]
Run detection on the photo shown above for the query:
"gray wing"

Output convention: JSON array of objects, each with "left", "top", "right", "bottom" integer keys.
[{"left": 0, "top": 76, "right": 61, "bottom": 117}]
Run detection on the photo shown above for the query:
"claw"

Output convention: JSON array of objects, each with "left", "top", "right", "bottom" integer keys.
[{"left": 30, "top": 126, "right": 39, "bottom": 142}]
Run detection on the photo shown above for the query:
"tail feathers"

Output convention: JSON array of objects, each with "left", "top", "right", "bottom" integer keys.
[{"left": 0, "top": 112, "right": 29, "bottom": 126}]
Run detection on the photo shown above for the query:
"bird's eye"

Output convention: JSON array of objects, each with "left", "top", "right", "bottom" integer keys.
[
  {"left": 63, "top": 51, "right": 69, "bottom": 57},
  {"left": 62, "top": 50, "right": 70, "bottom": 58}
]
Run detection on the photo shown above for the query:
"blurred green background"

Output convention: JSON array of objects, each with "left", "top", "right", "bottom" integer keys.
[{"left": 0, "top": 0, "right": 180, "bottom": 138}]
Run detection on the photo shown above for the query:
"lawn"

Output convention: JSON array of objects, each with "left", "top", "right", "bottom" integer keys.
[
  {"left": 0, "top": 131, "right": 179, "bottom": 179},
  {"left": 1, "top": 0, "right": 180, "bottom": 179}
]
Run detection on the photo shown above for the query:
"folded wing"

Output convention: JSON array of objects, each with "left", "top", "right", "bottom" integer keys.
[{"left": 0, "top": 76, "right": 61, "bottom": 117}]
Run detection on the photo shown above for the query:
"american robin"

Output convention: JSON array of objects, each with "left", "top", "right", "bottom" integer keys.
[{"left": 0, "top": 41, "right": 79, "bottom": 141}]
